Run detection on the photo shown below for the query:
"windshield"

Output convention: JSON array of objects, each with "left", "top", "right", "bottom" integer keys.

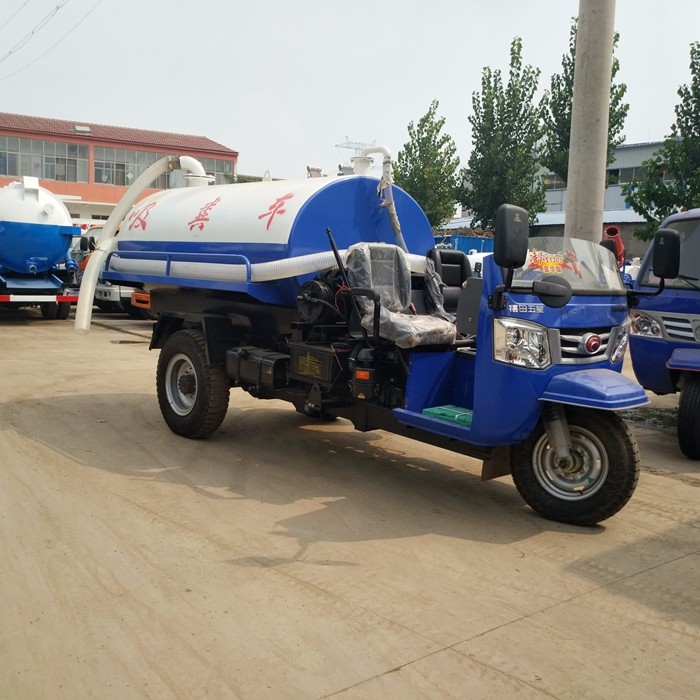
[
  {"left": 511, "top": 236, "right": 626, "bottom": 293},
  {"left": 639, "top": 218, "right": 700, "bottom": 289}
]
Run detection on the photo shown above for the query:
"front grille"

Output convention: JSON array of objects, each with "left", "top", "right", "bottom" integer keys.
[
  {"left": 557, "top": 327, "right": 612, "bottom": 364},
  {"left": 660, "top": 315, "right": 696, "bottom": 341}
]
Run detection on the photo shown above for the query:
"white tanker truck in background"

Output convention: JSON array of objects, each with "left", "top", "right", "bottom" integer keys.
[
  {"left": 76, "top": 151, "right": 675, "bottom": 527},
  {"left": 0, "top": 176, "right": 79, "bottom": 319}
]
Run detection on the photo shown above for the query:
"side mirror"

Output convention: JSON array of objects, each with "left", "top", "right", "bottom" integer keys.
[
  {"left": 494, "top": 204, "right": 529, "bottom": 269},
  {"left": 652, "top": 227, "right": 680, "bottom": 279},
  {"left": 627, "top": 227, "right": 681, "bottom": 308},
  {"left": 80, "top": 236, "right": 89, "bottom": 252}
]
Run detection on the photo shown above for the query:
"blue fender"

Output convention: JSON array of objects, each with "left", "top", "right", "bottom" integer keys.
[
  {"left": 666, "top": 348, "right": 700, "bottom": 372},
  {"left": 539, "top": 368, "right": 649, "bottom": 410}
]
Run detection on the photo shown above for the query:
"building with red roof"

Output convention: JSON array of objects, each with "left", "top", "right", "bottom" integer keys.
[{"left": 0, "top": 112, "right": 238, "bottom": 224}]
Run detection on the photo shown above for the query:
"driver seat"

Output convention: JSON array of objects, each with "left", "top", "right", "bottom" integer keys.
[{"left": 345, "top": 243, "right": 456, "bottom": 349}]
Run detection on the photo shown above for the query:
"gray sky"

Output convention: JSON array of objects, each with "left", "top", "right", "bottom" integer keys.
[{"left": 1, "top": 0, "right": 698, "bottom": 179}]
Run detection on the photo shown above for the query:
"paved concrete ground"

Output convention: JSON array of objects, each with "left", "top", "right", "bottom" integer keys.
[{"left": 0, "top": 307, "right": 698, "bottom": 699}]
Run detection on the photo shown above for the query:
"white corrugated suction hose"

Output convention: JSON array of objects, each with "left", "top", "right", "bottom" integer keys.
[{"left": 74, "top": 155, "right": 207, "bottom": 335}]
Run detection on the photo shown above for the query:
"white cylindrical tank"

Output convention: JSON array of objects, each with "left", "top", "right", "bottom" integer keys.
[
  {"left": 114, "top": 175, "right": 433, "bottom": 263},
  {"left": 0, "top": 176, "right": 76, "bottom": 274},
  {"left": 0, "top": 176, "right": 73, "bottom": 226}
]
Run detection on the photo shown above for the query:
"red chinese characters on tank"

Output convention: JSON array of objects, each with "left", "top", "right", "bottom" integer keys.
[
  {"left": 258, "top": 193, "right": 293, "bottom": 230},
  {"left": 188, "top": 197, "right": 222, "bottom": 232},
  {"left": 127, "top": 202, "right": 157, "bottom": 231}
]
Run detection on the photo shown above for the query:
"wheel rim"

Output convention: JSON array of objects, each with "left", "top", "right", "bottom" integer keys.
[
  {"left": 531, "top": 425, "right": 608, "bottom": 501},
  {"left": 164, "top": 352, "right": 198, "bottom": 416}
]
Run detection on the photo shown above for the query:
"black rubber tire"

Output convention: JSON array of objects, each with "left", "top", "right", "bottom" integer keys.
[
  {"left": 56, "top": 302, "right": 71, "bottom": 320},
  {"left": 122, "top": 298, "right": 155, "bottom": 320},
  {"left": 156, "top": 329, "right": 230, "bottom": 439},
  {"left": 678, "top": 375, "right": 700, "bottom": 459},
  {"left": 40, "top": 302, "right": 58, "bottom": 320},
  {"left": 94, "top": 300, "right": 115, "bottom": 312},
  {"left": 510, "top": 407, "right": 640, "bottom": 526}
]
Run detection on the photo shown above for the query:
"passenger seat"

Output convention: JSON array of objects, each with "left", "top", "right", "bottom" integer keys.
[{"left": 427, "top": 248, "right": 473, "bottom": 314}]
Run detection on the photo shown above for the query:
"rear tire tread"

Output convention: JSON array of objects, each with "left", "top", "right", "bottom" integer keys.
[
  {"left": 156, "top": 329, "right": 229, "bottom": 439},
  {"left": 678, "top": 375, "right": 700, "bottom": 459}
]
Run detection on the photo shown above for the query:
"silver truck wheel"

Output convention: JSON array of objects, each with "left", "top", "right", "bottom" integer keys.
[
  {"left": 511, "top": 408, "right": 640, "bottom": 526},
  {"left": 156, "top": 329, "right": 230, "bottom": 439}
]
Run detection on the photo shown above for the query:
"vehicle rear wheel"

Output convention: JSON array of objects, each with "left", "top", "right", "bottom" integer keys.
[
  {"left": 156, "top": 329, "right": 230, "bottom": 439},
  {"left": 56, "top": 301, "right": 71, "bottom": 319},
  {"left": 40, "top": 302, "right": 58, "bottom": 319},
  {"left": 510, "top": 407, "right": 640, "bottom": 526},
  {"left": 678, "top": 375, "right": 700, "bottom": 459}
]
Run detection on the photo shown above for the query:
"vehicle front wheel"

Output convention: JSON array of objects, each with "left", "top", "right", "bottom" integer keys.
[
  {"left": 678, "top": 375, "right": 700, "bottom": 459},
  {"left": 156, "top": 329, "right": 230, "bottom": 439},
  {"left": 510, "top": 407, "right": 640, "bottom": 526}
]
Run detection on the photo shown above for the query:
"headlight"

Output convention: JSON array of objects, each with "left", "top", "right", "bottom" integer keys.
[
  {"left": 493, "top": 318, "right": 551, "bottom": 369},
  {"left": 610, "top": 316, "right": 631, "bottom": 363},
  {"left": 630, "top": 311, "right": 661, "bottom": 337}
]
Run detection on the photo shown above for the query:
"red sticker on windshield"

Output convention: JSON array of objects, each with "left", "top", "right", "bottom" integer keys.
[{"left": 528, "top": 248, "right": 581, "bottom": 278}]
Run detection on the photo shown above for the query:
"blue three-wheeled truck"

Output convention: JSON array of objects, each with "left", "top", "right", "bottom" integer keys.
[
  {"left": 629, "top": 208, "right": 700, "bottom": 459},
  {"left": 76, "top": 153, "right": 679, "bottom": 526}
]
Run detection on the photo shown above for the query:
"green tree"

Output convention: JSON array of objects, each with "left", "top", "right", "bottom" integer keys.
[
  {"left": 626, "top": 41, "right": 700, "bottom": 240},
  {"left": 458, "top": 37, "right": 545, "bottom": 228},
  {"left": 394, "top": 100, "right": 460, "bottom": 227},
  {"left": 540, "top": 19, "right": 629, "bottom": 185},
  {"left": 223, "top": 172, "right": 262, "bottom": 184}
]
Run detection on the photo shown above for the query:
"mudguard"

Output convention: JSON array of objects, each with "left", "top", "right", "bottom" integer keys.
[
  {"left": 539, "top": 368, "right": 649, "bottom": 410},
  {"left": 666, "top": 348, "right": 700, "bottom": 372}
]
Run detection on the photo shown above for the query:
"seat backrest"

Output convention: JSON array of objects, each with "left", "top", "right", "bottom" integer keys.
[
  {"left": 346, "top": 243, "right": 411, "bottom": 313},
  {"left": 345, "top": 243, "right": 458, "bottom": 348},
  {"left": 455, "top": 276, "right": 483, "bottom": 337},
  {"left": 427, "top": 248, "right": 472, "bottom": 312}
]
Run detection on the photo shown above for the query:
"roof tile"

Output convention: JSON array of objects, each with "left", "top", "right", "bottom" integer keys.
[{"left": 0, "top": 112, "right": 237, "bottom": 156}]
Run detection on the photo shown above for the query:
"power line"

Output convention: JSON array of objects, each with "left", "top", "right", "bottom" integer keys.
[
  {"left": 0, "top": 0, "right": 105, "bottom": 81},
  {"left": 0, "top": 1, "right": 70, "bottom": 66},
  {"left": 0, "top": 0, "right": 34, "bottom": 34}
]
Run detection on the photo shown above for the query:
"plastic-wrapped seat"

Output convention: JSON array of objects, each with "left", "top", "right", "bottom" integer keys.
[{"left": 345, "top": 243, "right": 456, "bottom": 349}]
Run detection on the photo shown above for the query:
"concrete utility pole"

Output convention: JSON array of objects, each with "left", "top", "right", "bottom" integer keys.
[{"left": 564, "top": 0, "right": 616, "bottom": 243}]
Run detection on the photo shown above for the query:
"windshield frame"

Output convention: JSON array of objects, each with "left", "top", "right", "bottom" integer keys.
[{"left": 638, "top": 217, "right": 700, "bottom": 290}]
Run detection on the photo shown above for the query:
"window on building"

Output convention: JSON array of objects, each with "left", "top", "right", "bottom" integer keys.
[
  {"left": 0, "top": 137, "right": 88, "bottom": 182},
  {"left": 93, "top": 148, "right": 234, "bottom": 188},
  {"left": 203, "top": 157, "right": 235, "bottom": 184},
  {"left": 607, "top": 166, "right": 651, "bottom": 185},
  {"left": 542, "top": 173, "right": 566, "bottom": 190},
  {"left": 94, "top": 147, "right": 166, "bottom": 189}
]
